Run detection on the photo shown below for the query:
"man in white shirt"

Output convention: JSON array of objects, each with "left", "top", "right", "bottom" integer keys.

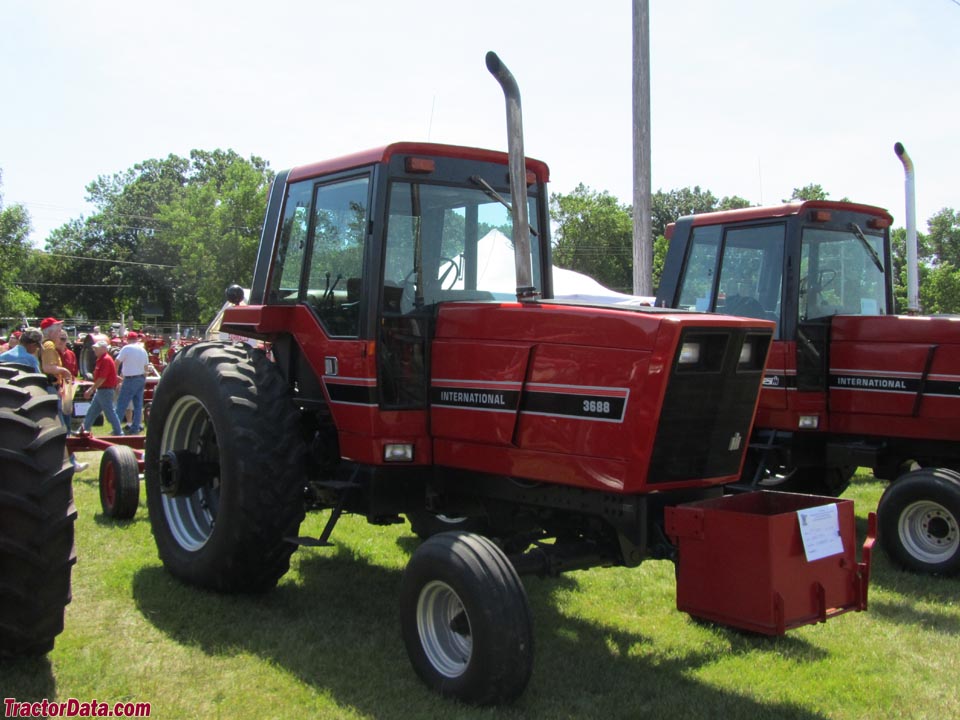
[{"left": 114, "top": 331, "right": 150, "bottom": 435}]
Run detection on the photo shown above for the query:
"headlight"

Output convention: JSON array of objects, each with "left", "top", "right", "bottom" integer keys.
[
  {"left": 678, "top": 342, "right": 701, "bottom": 364},
  {"left": 739, "top": 341, "right": 753, "bottom": 365}
]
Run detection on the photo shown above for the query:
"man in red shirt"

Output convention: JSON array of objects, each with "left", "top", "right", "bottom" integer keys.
[
  {"left": 81, "top": 340, "right": 124, "bottom": 436},
  {"left": 56, "top": 330, "right": 78, "bottom": 378}
]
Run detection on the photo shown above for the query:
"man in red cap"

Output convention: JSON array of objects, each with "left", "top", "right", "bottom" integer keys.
[{"left": 82, "top": 340, "right": 124, "bottom": 437}]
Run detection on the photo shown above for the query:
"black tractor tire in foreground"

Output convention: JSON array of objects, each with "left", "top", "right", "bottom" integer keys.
[
  {"left": 0, "top": 365, "right": 77, "bottom": 658},
  {"left": 144, "top": 342, "right": 305, "bottom": 593},
  {"left": 399, "top": 532, "right": 534, "bottom": 705},
  {"left": 99, "top": 444, "right": 140, "bottom": 520},
  {"left": 878, "top": 467, "right": 960, "bottom": 576}
]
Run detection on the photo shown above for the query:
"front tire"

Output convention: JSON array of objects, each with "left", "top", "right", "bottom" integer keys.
[
  {"left": 99, "top": 444, "right": 140, "bottom": 519},
  {"left": 0, "top": 366, "right": 77, "bottom": 657},
  {"left": 399, "top": 532, "right": 533, "bottom": 705},
  {"left": 144, "top": 342, "right": 306, "bottom": 593},
  {"left": 878, "top": 467, "right": 960, "bottom": 576}
]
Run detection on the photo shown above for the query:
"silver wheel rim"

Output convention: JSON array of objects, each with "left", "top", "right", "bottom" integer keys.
[
  {"left": 160, "top": 394, "right": 221, "bottom": 551},
  {"left": 416, "top": 580, "right": 472, "bottom": 678},
  {"left": 898, "top": 499, "right": 959, "bottom": 563}
]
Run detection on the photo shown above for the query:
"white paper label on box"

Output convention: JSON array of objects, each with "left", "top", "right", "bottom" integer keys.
[{"left": 797, "top": 503, "right": 844, "bottom": 562}]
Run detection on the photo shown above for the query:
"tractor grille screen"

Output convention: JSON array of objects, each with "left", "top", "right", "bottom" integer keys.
[{"left": 649, "top": 328, "right": 770, "bottom": 484}]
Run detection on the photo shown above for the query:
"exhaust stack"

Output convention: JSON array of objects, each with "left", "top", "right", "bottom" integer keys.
[
  {"left": 894, "top": 142, "right": 919, "bottom": 314},
  {"left": 486, "top": 51, "right": 537, "bottom": 302}
]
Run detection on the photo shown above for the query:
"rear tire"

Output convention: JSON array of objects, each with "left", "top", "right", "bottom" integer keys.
[
  {"left": 399, "top": 532, "right": 533, "bottom": 705},
  {"left": 99, "top": 444, "right": 140, "bottom": 519},
  {"left": 878, "top": 467, "right": 960, "bottom": 576},
  {"left": 0, "top": 365, "right": 77, "bottom": 658},
  {"left": 144, "top": 342, "right": 306, "bottom": 593}
]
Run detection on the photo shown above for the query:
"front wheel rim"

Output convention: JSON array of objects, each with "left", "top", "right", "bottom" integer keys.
[
  {"left": 159, "top": 394, "right": 221, "bottom": 551},
  {"left": 898, "top": 499, "right": 960, "bottom": 563},
  {"left": 102, "top": 464, "right": 116, "bottom": 509},
  {"left": 416, "top": 580, "right": 472, "bottom": 678}
]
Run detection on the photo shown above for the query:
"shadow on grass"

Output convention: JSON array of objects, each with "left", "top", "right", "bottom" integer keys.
[
  {"left": 131, "top": 546, "right": 829, "bottom": 720},
  {"left": 0, "top": 654, "right": 56, "bottom": 701},
  {"left": 92, "top": 513, "right": 150, "bottom": 528},
  {"left": 868, "top": 598, "right": 960, "bottom": 634}
]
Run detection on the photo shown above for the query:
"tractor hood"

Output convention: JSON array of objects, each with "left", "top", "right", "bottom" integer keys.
[{"left": 429, "top": 301, "right": 774, "bottom": 493}]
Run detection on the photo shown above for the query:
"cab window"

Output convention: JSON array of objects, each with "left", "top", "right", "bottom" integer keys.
[{"left": 268, "top": 175, "right": 370, "bottom": 337}]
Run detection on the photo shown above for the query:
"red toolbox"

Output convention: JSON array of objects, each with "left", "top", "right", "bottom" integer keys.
[{"left": 665, "top": 491, "right": 874, "bottom": 635}]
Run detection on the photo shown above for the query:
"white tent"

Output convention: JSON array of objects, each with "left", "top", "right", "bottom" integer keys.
[{"left": 468, "top": 229, "right": 654, "bottom": 307}]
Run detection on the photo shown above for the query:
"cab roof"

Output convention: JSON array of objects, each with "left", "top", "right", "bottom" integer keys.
[
  {"left": 666, "top": 200, "right": 893, "bottom": 239},
  {"left": 286, "top": 142, "right": 550, "bottom": 184}
]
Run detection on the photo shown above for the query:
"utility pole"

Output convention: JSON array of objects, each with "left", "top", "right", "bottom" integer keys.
[{"left": 632, "top": 0, "right": 653, "bottom": 296}]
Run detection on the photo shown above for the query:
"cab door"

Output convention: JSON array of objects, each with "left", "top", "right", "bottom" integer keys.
[
  {"left": 266, "top": 171, "right": 381, "bottom": 446},
  {"left": 674, "top": 222, "right": 788, "bottom": 410}
]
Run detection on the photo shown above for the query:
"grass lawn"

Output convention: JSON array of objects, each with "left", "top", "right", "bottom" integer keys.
[{"left": 2, "top": 461, "right": 957, "bottom": 720}]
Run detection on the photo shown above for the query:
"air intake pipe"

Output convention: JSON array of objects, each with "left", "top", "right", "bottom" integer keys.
[
  {"left": 894, "top": 142, "right": 919, "bottom": 313},
  {"left": 486, "top": 51, "right": 537, "bottom": 301}
]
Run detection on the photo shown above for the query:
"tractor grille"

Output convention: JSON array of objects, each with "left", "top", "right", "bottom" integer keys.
[{"left": 648, "top": 328, "right": 770, "bottom": 484}]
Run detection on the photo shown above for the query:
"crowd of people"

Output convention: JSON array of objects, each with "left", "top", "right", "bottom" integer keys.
[{"left": 0, "top": 318, "right": 153, "bottom": 473}]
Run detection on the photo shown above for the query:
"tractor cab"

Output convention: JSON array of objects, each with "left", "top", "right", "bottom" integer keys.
[{"left": 657, "top": 201, "right": 893, "bottom": 395}]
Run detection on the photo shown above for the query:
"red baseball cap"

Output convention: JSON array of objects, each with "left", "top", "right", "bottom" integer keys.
[
  {"left": 126, "top": 331, "right": 140, "bottom": 340},
  {"left": 12, "top": 330, "right": 21, "bottom": 338},
  {"left": 40, "top": 317, "right": 63, "bottom": 329}
]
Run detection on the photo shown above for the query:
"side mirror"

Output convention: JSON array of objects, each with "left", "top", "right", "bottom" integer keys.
[{"left": 225, "top": 285, "right": 245, "bottom": 305}]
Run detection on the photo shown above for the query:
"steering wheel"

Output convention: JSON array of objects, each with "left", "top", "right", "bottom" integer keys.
[
  {"left": 723, "top": 294, "right": 766, "bottom": 320},
  {"left": 400, "top": 256, "right": 461, "bottom": 310},
  {"left": 817, "top": 269, "right": 837, "bottom": 290},
  {"left": 437, "top": 256, "right": 461, "bottom": 290}
]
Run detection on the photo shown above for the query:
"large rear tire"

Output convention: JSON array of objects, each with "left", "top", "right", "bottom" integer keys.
[
  {"left": 0, "top": 365, "right": 77, "bottom": 657},
  {"left": 399, "top": 532, "right": 533, "bottom": 705},
  {"left": 878, "top": 467, "right": 960, "bottom": 576},
  {"left": 144, "top": 342, "right": 305, "bottom": 593}
]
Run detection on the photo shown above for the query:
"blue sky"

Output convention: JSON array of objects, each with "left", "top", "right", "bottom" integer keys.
[{"left": 1, "top": 0, "right": 957, "bottom": 245}]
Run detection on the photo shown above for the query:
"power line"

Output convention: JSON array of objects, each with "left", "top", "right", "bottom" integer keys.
[
  {"left": 31, "top": 250, "right": 176, "bottom": 269},
  {"left": 14, "top": 282, "right": 134, "bottom": 288}
]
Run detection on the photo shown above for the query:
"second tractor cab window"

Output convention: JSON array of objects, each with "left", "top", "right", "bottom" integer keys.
[
  {"left": 799, "top": 225, "right": 887, "bottom": 321},
  {"left": 677, "top": 224, "right": 785, "bottom": 337}
]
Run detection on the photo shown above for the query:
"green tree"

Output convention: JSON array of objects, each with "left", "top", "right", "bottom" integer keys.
[
  {"left": 31, "top": 150, "right": 272, "bottom": 325},
  {"left": 155, "top": 150, "right": 271, "bottom": 321},
  {"left": 550, "top": 185, "right": 633, "bottom": 294},
  {"left": 0, "top": 171, "right": 40, "bottom": 320},
  {"left": 784, "top": 183, "right": 829, "bottom": 202},
  {"left": 925, "top": 208, "right": 960, "bottom": 267},
  {"left": 889, "top": 210, "right": 960, "bottom": 314},
  {"left": 650, "top": 186, "right": 717, "bottom": 239}
]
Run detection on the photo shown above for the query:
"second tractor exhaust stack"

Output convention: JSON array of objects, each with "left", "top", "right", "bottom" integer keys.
[{"left": 894, "top": 142, "right": 919, "bottom": 314}]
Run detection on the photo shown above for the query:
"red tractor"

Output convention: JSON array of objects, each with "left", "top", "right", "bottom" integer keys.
[
  {"left": 140, "top": 54, "right": 869, "bottom": 704},
  {"left": 657, "top": 200, "right": 960, "bottom": 576}
]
